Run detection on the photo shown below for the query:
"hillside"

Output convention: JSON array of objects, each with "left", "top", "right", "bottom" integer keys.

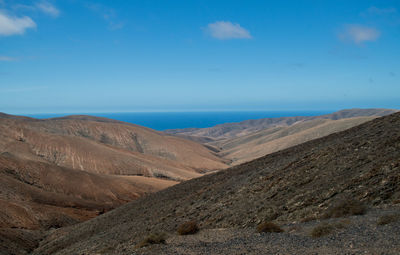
[
  {"left": 215, "top": 116, "right": 376, "bottom": 164},
  {"left": 0, "top": 115, "right": 227, "bottom": 179},
  {"left": 0, "top": 114, "right": 228, "bottom": 254},
  {"left": 33, "top": 112, "right": 400, "bottom": 254},
  {"left": 166, "top": 108, "right": 397, "bottom": 165},
  {"left": 165, "top": 108, "right": 396, "bottom": 140}
]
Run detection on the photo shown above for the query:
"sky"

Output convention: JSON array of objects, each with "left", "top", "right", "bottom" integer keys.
[{"left": 0, "top": 0, "right": 399, "bottom": 114}]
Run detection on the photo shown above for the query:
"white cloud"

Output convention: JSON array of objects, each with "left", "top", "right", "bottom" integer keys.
[
  {"left": 0, "top": 56, "right": 17, "bottom": 61},
  {"left": 339, "top": 24, "right": 380, "bottom": 44},
  {"left": 206, "top": 21, "right": 252, "bottom": 40},
  {"left": 0, "top": 11, "right": 36, "bottom": 36},
  {"left": 36, "top": 1, "right": 60, "bottom": 17}
]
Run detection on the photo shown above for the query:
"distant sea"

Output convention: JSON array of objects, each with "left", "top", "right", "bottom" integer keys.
[{"left": 26, "top": 111, "right": 333, "bottom": 131}]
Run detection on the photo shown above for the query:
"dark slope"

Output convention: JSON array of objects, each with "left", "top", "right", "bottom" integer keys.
[{"left": 34, "top": 112, "right": 400, "bottom": 254}]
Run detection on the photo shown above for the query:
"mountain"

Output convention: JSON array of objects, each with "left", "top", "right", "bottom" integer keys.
[
  {"left": 0, "top": 114, "right": 228, "bottom": 254},
  {"left": 165, "top": 108, "right": 397, "bottom": 140},
  {"left": 166, "top": 108, "right": 398, "bottom": 165},
  {"left": 33, "top": 112, "right": 400, "bottom": 254},
  {"left": 0, "top": 115, "right": 227, "bottom": 180}
]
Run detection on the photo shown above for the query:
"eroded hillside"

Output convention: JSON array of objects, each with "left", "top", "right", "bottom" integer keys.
[
  {"left": 0, "top": 114, "right": 228, "bottom": 254},
  {"left": 33, "top": 112, "right": 400, "bottom": 254}
]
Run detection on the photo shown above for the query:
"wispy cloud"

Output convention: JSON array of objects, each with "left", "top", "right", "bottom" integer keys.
[
  {"left": 86, "top": 3, "right": 124, "bottom": 30},
  {"left": 0, "top": 56, "right": 18, "bottom": 61},
  {"left": 338, "top": 24, "right": 380, "bottom": 44},
  {"left": 36, "top": 1, "right": 60, "bottom": 18},
  {"left": 205, "top": 21, "right": 252, "bottom": 40},
  {"left": 366, "top": 6, "right": 397, "bottom": 15},
  {"left": 0, "top": 11, "right": 36, "bottom": 36}
]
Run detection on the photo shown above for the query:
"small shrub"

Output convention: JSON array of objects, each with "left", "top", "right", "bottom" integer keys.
[
  {"left": 323, "top": 199, "right": 366, "bottom": 219},
  {"left": 256, "top": 221, "right": 284, "bottom": 233},
  {"left": 311, "top": 223, "right": 335, "bottom": 238},
  {"left": 136, "top": 232, "right": 166, "bottom": 248},
  {"left": 334, "top": 219, "right": 351, "bottom": 229},
  {"left": 177, "top": 220, "right": 199, "bottom": 235},
  {"left": 287, "top": 225, "right": 302, "bottom": 233},
  {"left": 377, "top": 214, "right": 400, "bottom": 226},
  {"left": 301, "top": 215, "right": 317, "bottom": 223}
]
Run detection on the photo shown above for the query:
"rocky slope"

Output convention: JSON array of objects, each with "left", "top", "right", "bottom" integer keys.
[{"left": 33, "top": 112, "right": 400, "bottom": 254}]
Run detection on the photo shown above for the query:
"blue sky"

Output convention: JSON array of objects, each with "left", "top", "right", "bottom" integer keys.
[{"left": 0, "top": 0, "right": 399, "bottom": 113}]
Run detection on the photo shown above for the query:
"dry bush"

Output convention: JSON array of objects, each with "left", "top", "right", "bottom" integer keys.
[
  {"left": 334, "top": 219, "right": 351, "bottom": 228},
  {"left": 301, "top": 215, "right": 317, "bottom": 223},
  {"left": 177, "top": 220, "right": 199, "bottom": 235},
  {"left": 256, "top": 222, "right": 284, "bottom": 233},
  {"left": 287, "top": 225, "right": 302, "bottom": 233},
  {"left": 136, "top": 232, "right": 166, "bottom": 248},
  {"left": 377, "top": 214, "right": 400, "bottom": 226},
  {"left": 323, "top": 199, "right": 366, "bottom": 219},
  {"left": 311, "top": 223, "right": 335, "bottom": 238}
]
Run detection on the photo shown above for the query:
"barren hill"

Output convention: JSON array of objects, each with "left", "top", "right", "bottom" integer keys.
[
  {"left": 33, "top": 112, "right": 400, "bottom": 254},
  {"left": 0, "top": 115, "right": 227, "bottom": 179},
  {"left": 166, "top": 108, "right": 396, "bottom": 140},
  {"left": 0, "top": 114, "right": 227, "bottom": 254},
  {"left": 166, "top": 108, "right": 397, "bottom": 165}
]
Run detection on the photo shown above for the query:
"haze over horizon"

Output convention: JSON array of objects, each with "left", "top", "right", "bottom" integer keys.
[{"left": 1, "top": 0, "right": 400, "bottom": 114}]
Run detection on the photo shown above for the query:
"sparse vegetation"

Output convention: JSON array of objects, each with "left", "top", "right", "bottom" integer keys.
[
  {"left": 256, "top": 221, "right": 284, "bottom": 233},
  {"left": 136, "top": 232, "right": 166, "bottom": 248},
  {"left": 287, "top": 225, "right": 302, "bottom": 233},
  {"left": 311, "top": 220, "right": 351, "bottom": 238},
  {"left": 311, "top": 223, "right": 335, "bottom": 238},
  {"left": 323, "top": 199, "right": 366, "bottom": 218},
  {"left": 99, "top": 133, "right": 112, "bottom": 144},
  {"left": 377, "top": 214, "right": 400, "bottom": 226},
  {"left": 301, "top": 215, "right": 317, "bottom": 223},
  {"left": 335, "top": 219, "right": 351, "bottom": 228},
  {"left": 177, "top": 220, "right": 199, "bottom": 235}
]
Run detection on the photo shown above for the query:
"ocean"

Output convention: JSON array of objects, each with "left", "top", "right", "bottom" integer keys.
[{"left": 26, "top": 111, "right": 333, "bottom": 131}]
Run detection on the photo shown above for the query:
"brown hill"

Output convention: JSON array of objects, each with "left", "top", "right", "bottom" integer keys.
[
  {"left": 33, "top": 112, "right": 400, "bottom": 254},
  {"left": 166, "top": 108, "right": 397, "bottom": 165},
  {"left": 215, "top": 116, "right": 376, "bottom": 164},
  {"left": 0, "top": 115, "right": 227, "bottom": 180},
  {"left": 165, "top": 108, "right": 397, "bottom": 140},
  {"left": 0, "top": 114, "right": 227, "bottom": 254}
]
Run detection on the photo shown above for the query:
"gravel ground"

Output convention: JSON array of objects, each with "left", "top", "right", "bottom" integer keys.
[{"left": 136, "top": 207, "right": 400, "bottom": 255}]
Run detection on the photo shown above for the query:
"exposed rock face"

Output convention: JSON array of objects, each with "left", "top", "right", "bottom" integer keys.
[{"left": 33, "top": 112, "right": 400, "bottom": 254}]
